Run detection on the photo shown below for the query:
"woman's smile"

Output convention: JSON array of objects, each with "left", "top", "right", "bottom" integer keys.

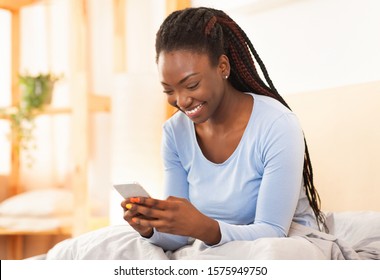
[{"left": 184, "top": 102, "right": 205, "bottom": 118}]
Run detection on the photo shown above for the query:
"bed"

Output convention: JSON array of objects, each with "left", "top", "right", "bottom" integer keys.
[
  {"left": 23, "top": 81, "right": 380, "bottom": 260},
  {"left": 18, "top": 210, "right": 375, "bottom": 260}
]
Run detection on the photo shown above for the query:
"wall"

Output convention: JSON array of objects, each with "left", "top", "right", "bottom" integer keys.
[
  {"left": 193, "top": 0, "right": 380, "bottom": 95},
  {"left": 287, "top": 81, "right": 380, "bottom": 212}
]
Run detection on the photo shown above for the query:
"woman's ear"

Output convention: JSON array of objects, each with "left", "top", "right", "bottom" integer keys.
[{"left": 218, "top": 54, "right": 230, "bottom": 79}]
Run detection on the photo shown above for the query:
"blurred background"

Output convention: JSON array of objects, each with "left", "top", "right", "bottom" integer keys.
[{"left": 0, "top": 0, "right": 379, "bottom": 259}]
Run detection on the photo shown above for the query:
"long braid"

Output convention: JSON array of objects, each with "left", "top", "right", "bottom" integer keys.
[
  {"left": 212, "top": 10, "right": 327, "bottom": 231},
  {"left": 156, "top": 7, "right": 327, "bottom": 232}
]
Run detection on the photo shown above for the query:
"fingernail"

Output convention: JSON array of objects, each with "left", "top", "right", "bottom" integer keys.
[
  {"left": 130, "top": 197, "right": 140, "bottom": 203},
  {"left": 132, "top": 217, "right": 139, "bottom": 224},
  {"left": 126, "top": 203, "right": 132, "bottom": 209}
]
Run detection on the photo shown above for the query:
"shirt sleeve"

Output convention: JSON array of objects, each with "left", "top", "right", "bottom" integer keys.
[
  {"left": 211, "top": 113, "right": 305, "bottom": 246},
  {"left": 146, "top": 121, "right": 190, "bottom": 251}
]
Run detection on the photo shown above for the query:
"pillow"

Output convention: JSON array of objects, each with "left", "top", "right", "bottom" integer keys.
[
  {"left": 0, "top": 188, "right": 73, "bottom": 217},
  {"left": 326, "top": 211, "right": 380, "bottom": 245}
]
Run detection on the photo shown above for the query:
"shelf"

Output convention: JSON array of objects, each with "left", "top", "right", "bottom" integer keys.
[
  {"left": 0, "top": 226, "right": 71, "bottom": 236},
  {"left": 0, "top": 106, "right": 71, "bottom": 119},
  {"left": 0, "top": 0, "right": 38, "bottom": 11},
  {"left": 0, "top": 225, "right": 72, "bottom": 260},
  {"left": 0, "top": 95, "right": 111, "bottom": 119}
]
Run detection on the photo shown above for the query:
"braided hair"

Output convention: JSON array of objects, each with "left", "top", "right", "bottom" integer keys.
[{"left": 155, "top": 7, "right": 327, "bottom": 232}]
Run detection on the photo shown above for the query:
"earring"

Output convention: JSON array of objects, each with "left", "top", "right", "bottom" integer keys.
[{"left": 224, "top": 75, "right": 229, "bottom": 79}]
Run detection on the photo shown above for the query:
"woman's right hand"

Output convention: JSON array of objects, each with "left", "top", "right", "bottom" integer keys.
[{"left": 121, "top": 197, "right": 154, "bottom": 238}]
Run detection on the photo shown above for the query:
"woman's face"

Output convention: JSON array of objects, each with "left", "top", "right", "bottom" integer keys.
[{"left": 157, "top": 50, "right": 229, "bottom": 124}]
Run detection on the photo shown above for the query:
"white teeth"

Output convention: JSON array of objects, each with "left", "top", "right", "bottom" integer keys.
[{"left": 186, "top": 103, "right": 204, "bottom": 115}]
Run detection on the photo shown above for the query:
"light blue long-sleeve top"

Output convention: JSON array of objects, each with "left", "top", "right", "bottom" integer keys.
[{"left": 147, "top": 93, "right": 318, "bottom": 251}]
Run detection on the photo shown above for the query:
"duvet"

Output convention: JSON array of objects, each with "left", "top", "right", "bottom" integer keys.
[{"left": 41, "top": 211, "right": 380, "bottom": 260}]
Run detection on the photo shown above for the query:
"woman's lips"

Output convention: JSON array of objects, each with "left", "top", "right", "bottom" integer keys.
[{"left": 185, "top": 102, "right": 205, "bottom": 118}]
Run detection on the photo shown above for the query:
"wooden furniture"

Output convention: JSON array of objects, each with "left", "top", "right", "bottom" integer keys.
[
  {"left": 0, "top": 0, "right": 110, "bottom": 259},
  {"left": 0, "top": 227, "right": 71, "bottom": 260}
]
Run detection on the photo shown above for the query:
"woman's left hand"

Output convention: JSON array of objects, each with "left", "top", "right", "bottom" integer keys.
[{"left": 127, "top": 196, "right": 221, "bottom": 245}]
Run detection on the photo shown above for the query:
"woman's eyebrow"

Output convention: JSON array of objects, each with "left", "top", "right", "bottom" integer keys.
[{"left": 161, "top": 72, "right": 200, "bottom": 86}]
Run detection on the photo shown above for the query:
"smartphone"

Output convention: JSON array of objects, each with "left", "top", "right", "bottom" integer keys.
[{"left": 113, "top": 182, "right": 150, "bottom": 199}]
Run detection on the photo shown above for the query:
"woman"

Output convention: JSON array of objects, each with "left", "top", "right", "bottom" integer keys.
[
  {"left": 48, "top": 7, "right": 345, "bottom": 260},
  {"left": 121, "top": 7, "right": 327, "bottom": 252}
]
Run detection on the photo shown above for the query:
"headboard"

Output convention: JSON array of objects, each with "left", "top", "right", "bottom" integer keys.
[{"left": 286, "top": 81, "right": 380, "bottom": 212}]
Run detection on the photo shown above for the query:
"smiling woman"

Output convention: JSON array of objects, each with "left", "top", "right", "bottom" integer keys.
[{"left": 120, "top": 6, "right": 332, "bottom": 252}]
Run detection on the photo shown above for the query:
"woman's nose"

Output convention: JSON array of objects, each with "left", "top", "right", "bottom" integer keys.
[{"left": 177, "top": 93, "right": 192, "bottom": 109}]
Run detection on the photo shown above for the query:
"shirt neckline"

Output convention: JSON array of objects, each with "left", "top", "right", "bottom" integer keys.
[{"left": 190, "top": 93, "right": 256, "bottom": 166}]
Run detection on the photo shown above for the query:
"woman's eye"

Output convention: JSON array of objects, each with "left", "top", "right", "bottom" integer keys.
[
  {"left": 187, "top": 82, "right": 199, "bottom": 90},
  {"left": 163, "top": 89, "right": 174, "bottom": 95}
]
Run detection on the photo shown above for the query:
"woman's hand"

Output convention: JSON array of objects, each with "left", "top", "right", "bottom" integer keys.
[
  {"left": 124, "top": 196, "right": 221, "bottom": 245},
  {"left": 121, "top": 197, "right": 154, "bottom": 238}
]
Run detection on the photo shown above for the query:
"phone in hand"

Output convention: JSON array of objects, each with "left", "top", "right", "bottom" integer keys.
[{"left": 114, "top": 182, "right": 150, "bottom": 199}]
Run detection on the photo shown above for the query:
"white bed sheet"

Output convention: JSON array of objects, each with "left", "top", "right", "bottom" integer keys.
[{"left": 42, "top": 211, "right": 380, "bottom": 260}]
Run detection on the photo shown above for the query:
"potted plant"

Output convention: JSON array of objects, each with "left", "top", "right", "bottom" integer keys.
[{"left": 9, "top": 73, "right": 61, "bottom": 166}]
